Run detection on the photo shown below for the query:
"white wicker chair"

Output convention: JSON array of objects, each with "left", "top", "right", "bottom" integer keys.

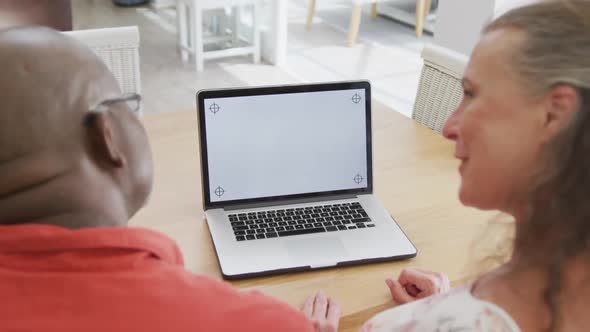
[
  {"left": 64, "top": 26, "right": 142, "bottom": 114},
  {"left": 412, "top": 44, "right": 468, "bottom": 133}
]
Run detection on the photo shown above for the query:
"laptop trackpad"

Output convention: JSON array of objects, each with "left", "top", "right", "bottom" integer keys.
[{"left": 285, "top": 237, "right": 349, "bottom": 267}]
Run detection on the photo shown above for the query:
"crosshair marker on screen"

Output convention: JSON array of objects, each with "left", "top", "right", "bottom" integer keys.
[
  {"left": 354, "top": 174, "right": 364, "bottom": 184},
  {"left": 351, "top": 93, "right": 362, "bottom": 104},
  {"left": 214, "top": 186, "right": 225, "bottom": 197},
  {"left": 209, "top": 103, "right": 221, "bottom": 114}
]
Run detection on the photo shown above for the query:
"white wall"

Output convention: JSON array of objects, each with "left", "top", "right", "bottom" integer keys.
[
  {"left": 495, "top": 0, "right": 539, "bottom": 17},
  {"left": 433, "top": 0, "right": 495, "bottom": 56},
  {"left": 433, "top": 0, "right": 540, "bottom": 56}
]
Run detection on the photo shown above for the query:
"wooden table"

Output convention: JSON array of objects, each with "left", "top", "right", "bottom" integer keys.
[{"left": 132, "top": 102, "right": 495, "bottom": 332}]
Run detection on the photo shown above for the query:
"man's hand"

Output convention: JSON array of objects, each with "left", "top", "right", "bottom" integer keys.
[
  {"left": 385, "top": 267, "right": 450, "bottom": 304},
  {"left": 302, "top": 291, "right": 340, "bottom": 332}
]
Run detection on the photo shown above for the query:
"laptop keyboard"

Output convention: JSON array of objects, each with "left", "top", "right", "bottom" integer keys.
[{"left": 229, "top": 202, "right": 374, "bottom": 241}]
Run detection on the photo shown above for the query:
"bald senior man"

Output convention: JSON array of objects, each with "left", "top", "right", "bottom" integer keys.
[{"left": 0, "top": 27, "right": 340, "bottom": 332}]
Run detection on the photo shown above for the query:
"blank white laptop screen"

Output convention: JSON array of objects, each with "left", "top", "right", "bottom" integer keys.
[{"left": 203, "top": 88, "right": 368, "bottom": 203}]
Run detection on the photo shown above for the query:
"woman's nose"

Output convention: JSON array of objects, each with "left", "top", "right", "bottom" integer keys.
[{"left": 442, "top": 108, "right": 460, "bottom": 141}]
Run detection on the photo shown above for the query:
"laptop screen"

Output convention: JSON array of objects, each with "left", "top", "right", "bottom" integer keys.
[{"left": 199, "top": 82, "right": 372, "bottom": 207}]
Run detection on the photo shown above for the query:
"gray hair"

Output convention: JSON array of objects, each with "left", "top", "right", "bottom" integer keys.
[
  {"left": 483, "top": 1, "right": 590, "bottom": 331},
  {"left": 485, "top": 0, "right": 590, "bottom": 96}
]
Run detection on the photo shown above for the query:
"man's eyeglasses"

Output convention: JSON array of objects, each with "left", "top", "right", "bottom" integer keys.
[
  {"left": 88, "top": 92, "right": 142, "bottom": 114},
  {"left": 85, "top": 93, "right": 142, "bottom": 126}
]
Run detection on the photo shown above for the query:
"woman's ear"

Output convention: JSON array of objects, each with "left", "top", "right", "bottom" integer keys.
[
  {"left": 85, "top": 112, "right": 126, "bottom": 168},
  {"left": 541, "top": 85, "right": 579, "bottom": 141}
]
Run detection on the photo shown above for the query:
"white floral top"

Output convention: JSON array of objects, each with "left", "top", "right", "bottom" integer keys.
[{"left": 361, "top": 284, "right": 520, "bottom": 332}]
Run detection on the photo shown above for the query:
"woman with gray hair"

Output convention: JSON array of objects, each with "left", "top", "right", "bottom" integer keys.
[{"left": 302, "top": 1, "right": 590, "bottom": 331}]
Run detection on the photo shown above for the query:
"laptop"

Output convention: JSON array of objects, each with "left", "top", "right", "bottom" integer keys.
[{"left": 197, "top": 81, "right": 417, "bottom": 279}]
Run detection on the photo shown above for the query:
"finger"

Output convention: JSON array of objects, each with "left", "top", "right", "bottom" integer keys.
[
  {"left": 386, "top": 277, "right": 394, "bottom": 288},
  {"left": 405, "top": 284, "right": 420, "bottom": 297},
  {"left": 326, "top": 297, "right": 341, "bottom": 330},
  {"left": 312, "top": 291, "right": 328, "bottom": 320},
  {"left": 302, "top": 295, "right": 314, "bottom": 317},
  {"left": 387, "top": 279, "right": 415, "bottom": 304},
  {"left": 398, "top": 268, "right": 431, "bottom": 286},
  {"left": 385, "top": 278, "right": 420, "bottom": 297},
  {"left": 398, "top": 268, "right": 439, "bottom": 294},
  {"left": 412, "top": 268, "right": 451, "bottom": 291}
]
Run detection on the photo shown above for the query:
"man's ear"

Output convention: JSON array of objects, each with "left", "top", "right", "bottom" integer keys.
[
  {"left": 85, "top": 112, "right": 126, "bottom": 167},
  {"left": 541, "top": 85, "right": 579, "bottom": 142}
]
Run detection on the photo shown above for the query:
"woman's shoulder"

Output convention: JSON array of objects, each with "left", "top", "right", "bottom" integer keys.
[{"left": 361, "top": 284, "right": 520, "bottom": 332}]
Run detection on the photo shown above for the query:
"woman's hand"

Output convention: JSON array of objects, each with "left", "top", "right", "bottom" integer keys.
[
  {"left": 386, "top": 267, "right": 450, "bottom": 304},
  {"left": 302, "top": 291, "right": 340, "bottom": 332}
]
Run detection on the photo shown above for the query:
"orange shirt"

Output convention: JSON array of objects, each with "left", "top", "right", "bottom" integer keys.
[{"left": 0, "top": 224, "right": 314, "bottom": 332}]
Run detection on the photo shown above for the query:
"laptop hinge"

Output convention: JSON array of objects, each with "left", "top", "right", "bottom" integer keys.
[{"left": 223, "top": 194, "right": 360, "bottom": 211}]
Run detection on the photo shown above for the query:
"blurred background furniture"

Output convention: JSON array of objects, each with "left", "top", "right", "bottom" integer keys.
[
  {"left": 151, "top": 0, "right": 177, "bottom": 9},
  {"left": 0, "top": 0, "right": 72, "bottom": 31},
  {"left": 113, "top": 0, "right": 150, "bottom": 6},
  {"left": 176, "top": 0, "right": 262, "bottom": 71},
  {"left": 306, "top": 0, "right": 432, "bottom": 47},
  {"left": 412, "top": 43, "right": 468, "bottom": 133},
  {"left": 64, "top": 26, "right": 143, "bottom": 115},
  {"left": 414, "top": 0, "right": 432, "bottom": 37}
]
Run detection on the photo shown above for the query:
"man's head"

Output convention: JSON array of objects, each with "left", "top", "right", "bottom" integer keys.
[{"left": 0, "top": 26, "right": 153, "bottom": 228}]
